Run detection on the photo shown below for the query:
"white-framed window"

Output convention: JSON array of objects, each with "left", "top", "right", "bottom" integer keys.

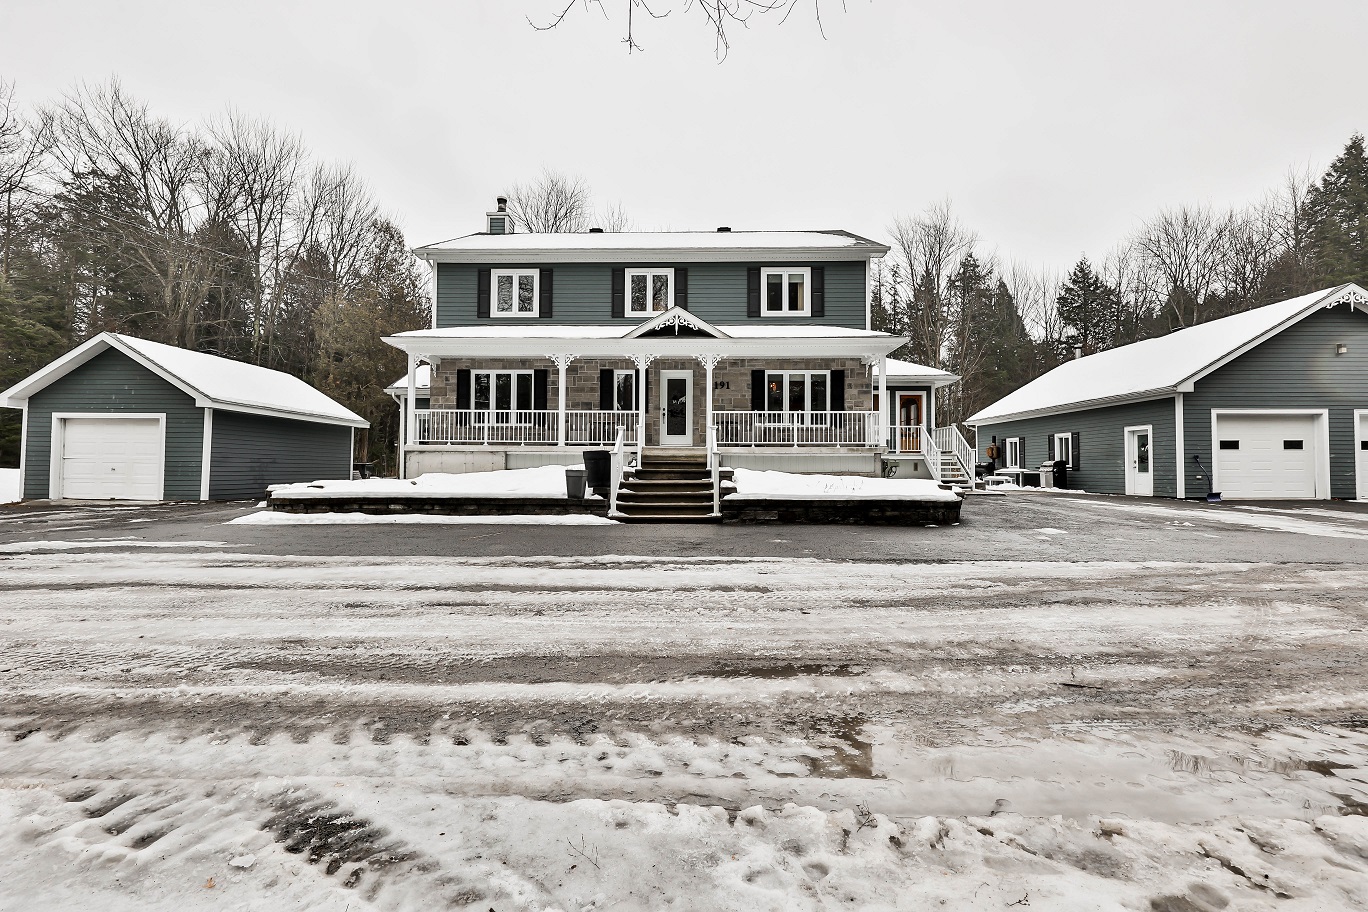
[
  {"left": 626, "top": 268, "right": 673, "bottom": 315},
  {"left": 761, "top": 267, "right": 811, "bottom": 316},
  {"left": 473, "top": 370, "right": 534, "bottom": 421},
  {"left": 1053, "top": 433, "right": 1072, "bottom": 466},
  {"left": 612, "top": 369, "right": 637, "bottom": 411},
  {"left": 1005, "top": 437, "right": 1022, "bottom": 468},
  {"left": 491, "top": 269, "right": 539, "bottom": 317},
  {"left": 765, "top": 370, "right": 830, "bottom": 419}
]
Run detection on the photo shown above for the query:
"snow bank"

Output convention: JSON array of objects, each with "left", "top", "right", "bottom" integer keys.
[
  {"left": 230, "top": 511, "right": 614, "bottom": 526},
  {"left": 729, "top": 468, "right": 960, "bottom": 502},
  {"left": 0, "top": 468, "right": 19, "bottom": 504},
  {"left": 269, "top": 464, "right": 585, "bottom": 500}
]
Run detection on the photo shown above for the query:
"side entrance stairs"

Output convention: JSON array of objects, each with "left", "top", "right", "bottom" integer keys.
[{"left": 613, "top": 449, "right": 731, "bottom": 523}]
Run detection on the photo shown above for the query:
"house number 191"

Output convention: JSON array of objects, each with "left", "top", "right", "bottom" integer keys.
[{"left": 713, "top": 380, "right": 730, "bottom": 390}]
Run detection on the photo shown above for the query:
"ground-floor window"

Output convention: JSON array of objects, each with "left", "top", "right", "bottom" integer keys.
[
  {"left": 765, "top": 370, "right": 830, "bottom": 418},
  {"left": 474, "top": 370, "right": 533, "bottom": 421},
  {"left": 613, "top": 369, "right": 636, "bottom": 410},
  {"left": 1053, "top": 432, "right": 1072, "bottom": 465},
  {"left": 1005, "top": 437, "right": 1022, "bottom": 468}
]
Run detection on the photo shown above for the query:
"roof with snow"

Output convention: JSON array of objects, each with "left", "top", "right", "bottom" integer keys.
[
  {"left": 884, "top": 358, "right": 959, "bottom": 386},
  {"left": 413, "top": 229, "right": 889, "bottom": 262},
  {"left": 968, "top": 284, "right": 1368, "bottom": 424},
  {"left": 385, "top": 363, "right": 431, "bottom": 395},
  {"left": 1, "top": 333, "right": 368, "bottom": 427}
]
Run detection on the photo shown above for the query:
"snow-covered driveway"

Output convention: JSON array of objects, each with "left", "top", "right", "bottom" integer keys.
[{"left": 0, "top": 502, "right": 1366, "bottom": 910}]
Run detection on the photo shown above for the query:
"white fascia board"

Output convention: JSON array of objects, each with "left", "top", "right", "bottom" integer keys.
[
  {"left": 968, "top": 389, "right": 1178, "bottom": 426},
  {"left": 1177, "top": 284, "right": 1365, "bottom": 389},
  {"left": 381, "top": 334, "right": 909, "bottom": 360},
  {"left": 414, "top": 247, "right": 887, "bottom": 265},
  {"left": 211, "top": 401, "right": 370, "bottom": 428}
]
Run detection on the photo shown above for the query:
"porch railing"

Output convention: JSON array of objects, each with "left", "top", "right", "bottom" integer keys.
[
  {"left": 933, "top": 425, "right": 975, "bottom": 477},
  {"left": 714, "top": 410, "right": 878, "bottom": 447},
  {"left": 886, "top": 424, "right": 924, "bottom": 455},
  {"left": 411, "top": 409, "right": 639, "bottom": 446}
]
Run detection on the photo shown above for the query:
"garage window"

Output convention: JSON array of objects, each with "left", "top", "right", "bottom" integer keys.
[
  {"left": 1283, "top": 440, "right": 1303, "bottom": 450},
  {"left": 1219, "top": 440, "right": 1239, "bottom": 450}
]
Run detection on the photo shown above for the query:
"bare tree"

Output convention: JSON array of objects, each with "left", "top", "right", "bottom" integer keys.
[
  {"left": 885, "top": 199, "right": 976, "bottom": 371},
  {"left": 595, "top": 200, "right": 635, "bottom": 232},
  {"left": 1130, "top": 204, "right": 1235, "bottom": 329},
  {"left": 528, "top": 0, "right": 844, "bottom": 58},
  {"left": 504, "top": 169, "right": 593, "bottom": 233},
  {"left": 0, "top": 80, "right": 53, "bottom": 280}
]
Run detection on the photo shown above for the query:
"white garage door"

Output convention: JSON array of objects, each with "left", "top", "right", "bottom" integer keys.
[
  {"left": 1214, "top": 413, "right": 1318, "bottom": 500},
  {"left": 60, "top": 417, "right": 163, "bottom": 500}
]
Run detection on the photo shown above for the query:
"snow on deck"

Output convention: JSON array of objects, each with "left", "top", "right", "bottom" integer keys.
[
  {"left": 268, "top": 464, "right": 582, "bottom": 500},
  {"left": 730, "top": 468, "right": 961, "bottom": 502}
]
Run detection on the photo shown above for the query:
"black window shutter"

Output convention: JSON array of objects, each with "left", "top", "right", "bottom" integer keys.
[
  {"left": 539, "top": 268, "right": 553, "bottom": 318},
  {"left": 456, "top": 369, "right": 472, "bottom": 409},
  {"left": 1048, "top": 435, "right": 1055, "bottom": 460},
  {"left": 675, "top": 267, "right": 688, "bottom": 310},
  {"left": 830, "top": 369, "right": 845, "bottom": 411},
  {"left": 811, "top": 266, "right": 825, "bottom": 317},
  {"left": 476, "top": 269, "right": 491, "bottom": 319},
  {"left": 599, "top": 369, "right": 614, "bottom": 410},
  {"left": 747, "top": 267, "right": 761, "bottom": 318},
  {"left": 1071, "top": 431, "right": 1081, "bottom": 470},
  {"left": 533, "top": 369, "right": 549, "bottom": 409},
  {"left": 611, "top": 268, "right": 625, "bottom": 318},
  {"left": 751, "top": 369, "right": 766, "bottom": 411}
]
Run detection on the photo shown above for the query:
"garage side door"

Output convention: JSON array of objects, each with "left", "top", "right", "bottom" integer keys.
[
  {"left": 60, "top": 417, "right": 163, "bottom": 500},
  {"left": 1214, "top": 414, "right": 1318, "bottom": 499}
]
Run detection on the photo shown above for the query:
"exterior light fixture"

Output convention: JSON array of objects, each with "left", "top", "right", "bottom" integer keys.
[{"left": 1337, "top": 343, "right": 1349, "bottom": 355}]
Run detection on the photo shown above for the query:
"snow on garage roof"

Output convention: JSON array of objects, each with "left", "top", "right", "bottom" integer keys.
[
  {"left": 413, "top": 229, "right": 889, "bottom": 262},
  {"left": 1, "top": 333, "right": 368, "bottom": 427},
  {"left": 968, "top": 284, "right": 1368, "bottom": 424}
]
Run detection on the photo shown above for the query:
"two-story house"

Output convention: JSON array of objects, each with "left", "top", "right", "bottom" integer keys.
[{"left": 383, "top": 200, "right": 967, "bottom": 487}]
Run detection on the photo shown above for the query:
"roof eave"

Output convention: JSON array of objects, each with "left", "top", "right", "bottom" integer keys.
[
  {"left": 413, "top": 245, "right": 888, "bottom": 264},
  {"left": 967, "top": 388, "right": 1178, "bottom": 425}
]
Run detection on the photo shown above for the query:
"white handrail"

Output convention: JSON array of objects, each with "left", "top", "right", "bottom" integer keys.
[
  {"left": 933, "top": 424, "right": 974, "bottom": 479},
  {"left": 707, "top": 424, "right": 720, "bottom": 517},
  {"left": 609, "top": 426, "right": 625, "bottom": 515},
  {"left": 923, "top": 425, "right": 943, "bottom": 482}
]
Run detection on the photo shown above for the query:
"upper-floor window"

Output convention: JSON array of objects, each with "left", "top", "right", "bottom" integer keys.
[
  {"left": 492, "top": 269, "right": 539, "bottom": 317},
  {"left": 762, "top": 267, "right": 811, "bottom": 316},
  {"left": 627, "top": 268, "right": 673, "bottom": 315}
]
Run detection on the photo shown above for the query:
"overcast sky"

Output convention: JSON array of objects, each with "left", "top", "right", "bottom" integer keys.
[{"left": 3, "top": 0, "right": 1365, "bottom": 271}]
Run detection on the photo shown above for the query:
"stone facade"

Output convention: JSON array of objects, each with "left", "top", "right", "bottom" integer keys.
[{"left": 428, "top": 356, "right": 877, "bottom": 447}]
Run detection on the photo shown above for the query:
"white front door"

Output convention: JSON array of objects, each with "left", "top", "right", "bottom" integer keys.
[
  {"left": 1125, "top": 425, "right": 1154, "bottom": 497},
  {"left": 1214, "top": 413, "right": 1318, "bottom": 499},
  {"left": 1358, "top": 411, "right": 1368, "bottom": 501},
  {"left": 658, "top": 370, "right": 694, "bottom": 446},
  {"left": 59, "top": 416, "right": 163, "bottom": 500}
]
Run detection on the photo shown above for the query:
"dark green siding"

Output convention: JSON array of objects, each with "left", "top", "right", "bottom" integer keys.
[
  {"left": 209, "top": 411, "right": 352, "bottom": 500},
  {"left": 1184, "top": 305, "right": 1368, "bottom": 498},
  {"left": 435, "top": 261, "right": 867, "bottom": 329},
  {"left": 23, "top": 349, "right": 203, "bottom": 500},
  {"left": 976, "top": 398, "right": 1177, "bottom": 496}
]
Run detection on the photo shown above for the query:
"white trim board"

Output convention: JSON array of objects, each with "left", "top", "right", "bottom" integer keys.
[
  {"left": 199, "top": 407, "right": 213, "bottom": 501},
  {"left": 1174, "top": 393, "right": 1186, "bottom": 500},
  {"left": 1209, "top": 408, "right": 1331, "bottom": 500},
  {"left": 48, "top": 412, "right": 167, "bottom": 501},
  {"left": 1356, "top": 409, "right": 1368, "bottom": 502}
]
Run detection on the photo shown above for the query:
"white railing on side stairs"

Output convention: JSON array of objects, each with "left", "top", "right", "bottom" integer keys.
[
  {"left": 933, "top": 425, "right": 974, "bottom": 479},
  {"left": 609, "top": 426, "right": 625, "bottom": 516},
  {"left": 707, "top": 424, "right": 721, "bottom": 517},
  {"left": 923, "top": 425, "right": 943, "bottom": 482}
]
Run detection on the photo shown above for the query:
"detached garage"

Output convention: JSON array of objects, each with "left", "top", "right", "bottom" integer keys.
[
  {"left": 1, "top": 333, "right": 368, "bottom": 501},
  {"left": 968, "top": 283, "right": 1368, "bottom": 500}
]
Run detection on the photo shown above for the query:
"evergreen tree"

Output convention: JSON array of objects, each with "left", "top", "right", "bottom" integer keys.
[
  {"left": 1305, "top": 133, "right": 1368, "bottom": 287},
  {"left": 1055, "top": 257, "right": 1121, "bottom": 356}
]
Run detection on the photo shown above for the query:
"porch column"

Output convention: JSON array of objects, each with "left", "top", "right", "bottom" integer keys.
[
  {"left": 547, "top": 353, "right": 576, "bottom": 446},
  {"left": 877, "top": 355, "right": 888, "bottom": 446},
  {"left": 695, "top": 354, "right": 723, "bottom": 442},
  {"left": 630, "top": 353, "right": 656, "bottom": 454},
  {"left": 402, "top": 351, "right": 417, "bottom": 480}
]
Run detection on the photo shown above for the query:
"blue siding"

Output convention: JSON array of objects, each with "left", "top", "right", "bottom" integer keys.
[
  {"left": 23, "top": 349, "right": 203, "bottom": 500},
  {"left": 1184, "top": 305, "right": 1368, "bottom": 498},
  {"left": 975, "top": 398, "right": 1177, "bottom": 496},
  {"left": 209, "top": 411, "right": 352, "bottom": 500},
  {"left": 435, "top": 261, "right": 868, "bottom": 329}
]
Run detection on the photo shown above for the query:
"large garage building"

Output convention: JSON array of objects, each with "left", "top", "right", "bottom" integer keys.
[
  {"left": 2, "top": 333, "right": 368, "bottom": 501},
  {"left": 968, "top": 283, "right": 1368, "bottom": 500}
]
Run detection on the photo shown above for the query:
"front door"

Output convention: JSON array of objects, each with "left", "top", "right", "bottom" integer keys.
[
  {"left": 659, "top": 369, "right": 694, "bottom": 446},
  {"left": 1358, "top": 411, "right": 1368, "bottom": 500},
  {"left": 897, "top": 393, "right": 924, "bottom": 452},
  {"left": 1125, "top": 426, "right": 1153, "bottom": 496}
]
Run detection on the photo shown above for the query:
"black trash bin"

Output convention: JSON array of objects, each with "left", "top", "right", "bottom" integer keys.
[
  {"left": 565, "top": 468, "right": 587, "bottom": 499},
  {"left": 1040, "top": 459, "right": 1067, "bottom": 489},
  {"left": 583, "top": 450, "right": 611, "bottom": 497}
]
